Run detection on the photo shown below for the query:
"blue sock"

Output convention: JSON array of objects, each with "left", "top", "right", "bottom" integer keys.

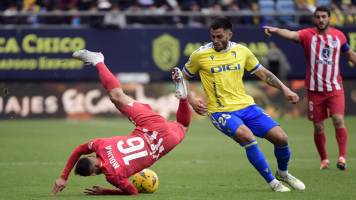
[
  {"left": 274, "top": 145, "right": 290, "bottom": 171},
  {"left": 244, "top": 140, "right": 274, "bottom": 183}
]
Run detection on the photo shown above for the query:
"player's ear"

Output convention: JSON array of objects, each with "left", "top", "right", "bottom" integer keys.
[{"left": 228, "top": 30, "right": 233, "bottom": 39}]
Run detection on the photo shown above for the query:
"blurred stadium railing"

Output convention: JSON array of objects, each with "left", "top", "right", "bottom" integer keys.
[{"left": 0, "top": 10, "right": 355, "bottom": 27}]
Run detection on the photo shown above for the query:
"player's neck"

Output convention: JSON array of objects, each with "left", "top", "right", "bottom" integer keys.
[
  {"left": 214, "top": 41, "right": 231, "bottom": 52},
  {"left": 316, "top": 27, "right": 329, "bottom": 35}
]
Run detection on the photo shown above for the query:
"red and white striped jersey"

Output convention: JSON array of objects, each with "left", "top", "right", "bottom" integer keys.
[{"left": 298, "top": 27, "right": 347, "bottom": 92}]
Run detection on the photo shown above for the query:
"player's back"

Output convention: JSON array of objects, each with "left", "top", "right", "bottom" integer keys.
[{"left": 91, "top": 123, "right": 185, "bottom": 180}]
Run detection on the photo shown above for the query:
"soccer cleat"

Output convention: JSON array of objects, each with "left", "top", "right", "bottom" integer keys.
[
  {"left": 270, "top": 181, "right": 291, "bottom": 192},
  {"left": 336, "top": 157, "right": 347, "bottom": 170},
  {"left": 275, "top": 171, "right": 306, "bottom": 190},
  {"left": 172, "top": 67, "right": 187, "bottom": 99},
  {"left": 320, "top": 159, "right": 330, "bottom": 170},
  {"left": 72, "top": 49, "right": 104, "bottom": 65}
]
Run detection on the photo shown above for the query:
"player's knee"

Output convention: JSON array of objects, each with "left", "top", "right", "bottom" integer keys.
[
  {"left": 233, "top": 126, "right": 255, "bottom": 143},
  {"left": 331, "top": 115, "right": 344, "bottom": 128},
  {"left": 278, "top": 133, "right": 288, "bottom": 146},
  {"left": 313, "top": 123, "right": 324, "bottom": 133},
  {"left": 108, "top": 89, "right": 125, "bottom": 104},
  {"left": 264, "top": 127, "right": 288, "bottom": 146}
]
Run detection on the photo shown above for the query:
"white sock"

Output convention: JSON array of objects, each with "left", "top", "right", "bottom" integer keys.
[
  {"left": 278, "top": 170, "right": 288, "bottom": 177},
  {"left": 92, "top": 54, "right": 104, "bottom": 66},
  {"left": 269, "top": 179, "right": 279, "bottom": 187}
]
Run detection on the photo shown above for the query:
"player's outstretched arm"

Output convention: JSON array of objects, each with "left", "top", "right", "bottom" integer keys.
[
  {"left": 263, "top": 26, "right": 300, "bottom": 42},
  {"left": 84, "top": 185, "right": 124, "bottom": 195},
  {"left": 182, "top": 72, "right": 207, "bottom": 115},
  {"left": 52, "top": 143, "right": 93, "bottom": 195},
  {"left": 343, "top": 49, "right": 356, "bottom": 66},
  {"left": 95, "top": 178, "right": 139, "bottom": 195},
  {"left": 254, "top": 66, "right": 299, "bottom": 104}
]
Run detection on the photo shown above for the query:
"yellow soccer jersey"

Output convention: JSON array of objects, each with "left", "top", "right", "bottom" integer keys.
[{"left": 184, "top": 42, "right": 261, "bottom": 113}]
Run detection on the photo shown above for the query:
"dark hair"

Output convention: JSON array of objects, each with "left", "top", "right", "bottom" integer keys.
[
  {"left": 75, "top": 157, "right": 94, "bottom": 176},
  {"left": 314, "top": 6, "right": 331, "bottom": 17},
  {"left": 210, "top": 17, "right": 232, "bottom": 31}
]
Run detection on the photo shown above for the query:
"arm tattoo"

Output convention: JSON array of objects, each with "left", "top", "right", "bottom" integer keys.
[{"left": 266, "top": 74, "right": 283, "bottom": 90}]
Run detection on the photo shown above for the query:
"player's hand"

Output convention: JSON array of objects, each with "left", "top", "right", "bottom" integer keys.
[
  {"left": 52, "top": 177, "right": 67, "bottom": 195},
  {"left": 263, "top": 26, "right": 278, "bottom": 37},
  {"left": 191, "top": 98, "right": 208, "bottom": 115},
  {"left": 284, "top": 89, "right": 299, "bottom": 104},
  {"left": 84, "top": 185, "right": 106, "bottom": 195}
]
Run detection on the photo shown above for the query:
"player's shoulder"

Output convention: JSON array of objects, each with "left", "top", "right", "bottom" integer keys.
[
  {"left": 192, "top": 43, "right": 214, "bottom": 55},
  {"left": 233, "top": 42, "right": 248, "bottom": 50},
  {"left": 329, "top": 27, "right": 345, "bottom": 36},
  {"left": 232, "top": 42, "right": 253, "bottom": 53}
]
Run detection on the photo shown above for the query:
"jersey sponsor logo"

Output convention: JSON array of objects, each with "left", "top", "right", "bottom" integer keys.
[
  {"left": 322, "top": 48, "right": 330, "bottom": 59},
  {"left": 316, "top": 59, "right": 334, "bottom": 65},
  {"left": 142, "top": 129, "right": 165, "bottom": 160},
  {"left": 210, "top": 64, "right": 240, "bottom": 73}
]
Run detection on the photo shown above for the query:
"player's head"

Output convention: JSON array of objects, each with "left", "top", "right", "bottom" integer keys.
[
  {"left": 209, "top": 17, "right": 233, "bottom": 52},
  {"left": 74, "top": 156, "right": 101, "bottom": 176},
  {"left": 313, "top": 6, "right": 330, "bottom": 31}
]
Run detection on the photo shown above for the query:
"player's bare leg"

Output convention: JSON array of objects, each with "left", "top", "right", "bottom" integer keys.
[
  {"left": 73, "top": 49, "right": 134, "bottom": 109},
  {"left": 265, "top": 126, "right": 306, "bottom": 190},
  {"left": 331, "top": 114, "right": 348, "bottom": 170},
  {"left": 313, "top": 121, "right": 329, "bottom": 169}
]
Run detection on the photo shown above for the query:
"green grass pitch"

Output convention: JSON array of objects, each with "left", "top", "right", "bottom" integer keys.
[{"left": 0, "top": 117, "right": 355, "bottom": 200}]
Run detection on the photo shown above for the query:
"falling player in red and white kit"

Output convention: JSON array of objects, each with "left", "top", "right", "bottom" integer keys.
[
  {"left": 264, "top": 6, "right": 356, "bottom": 170},
  {"left": 52, "top": 50, "right": 191, "bottom": 195}
]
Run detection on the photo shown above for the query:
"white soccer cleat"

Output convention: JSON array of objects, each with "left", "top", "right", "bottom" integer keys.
[
  {"left": 276, "top": 171, "right": 306, "bottom": 191},
  {"left": 270, "top": 181, "right": 291, "bottom": 192},
  {"left": 172, "top": 67, "right": 187, "bottom": 100},
  {"left": 72, "top": 49, "right": 104, "bottom": 65}
]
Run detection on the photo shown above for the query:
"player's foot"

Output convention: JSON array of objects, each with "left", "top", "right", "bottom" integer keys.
[
  {"left": 336, "top": 157, "right": 347, "bottom": 170},
  {"left": 275, "top": 171, "right": 305, "bottom": 191},
  {"left": 72, "top": 49, "right": 104, "bottom": 65},
  {"left": 172, "top": 67, "right": 187, "bottom": 99},
  {"left": 270, "top": 180, "right": 291, "bottom": 192},
  {"left": 320, "top": 159, "right": 330, "bottom": 170}
]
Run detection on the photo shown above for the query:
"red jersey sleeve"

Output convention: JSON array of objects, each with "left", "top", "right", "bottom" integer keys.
[
  {"left": 339, "top": 30, "right": 347, "bottom": 45},
  {"left": 60, "top": 143, "right": 94, "bottom": 180},
  {"left": 106, "top": 176, "right": 139, "bottom": 195},
  {"left": 298, "top": 28, "right": 309, "bottom": 43}
]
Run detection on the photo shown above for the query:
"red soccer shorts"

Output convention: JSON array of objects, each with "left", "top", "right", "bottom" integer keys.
[
  {"left": 307, "top": 90, "right": 345, "bottom": 123},
  {"left": 119, "top": 102, "right": 185, "bottom": 140}
]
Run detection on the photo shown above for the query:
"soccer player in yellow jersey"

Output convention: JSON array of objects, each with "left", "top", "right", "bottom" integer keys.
[{"left": 181, "top": 17, "right": 306, "bottom": 192}]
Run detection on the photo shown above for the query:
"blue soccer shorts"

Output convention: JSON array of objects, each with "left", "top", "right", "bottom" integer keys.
[{"left": 209, "top": 105, "right": 278, "bottom": 138}]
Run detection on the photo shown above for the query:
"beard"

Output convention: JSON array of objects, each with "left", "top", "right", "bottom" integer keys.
[
  {"left": 214, "top": 41, "right": 228, "bottom": 51},
  {"left": 317, "top": 21, "right": 329, "bottom": 32}
]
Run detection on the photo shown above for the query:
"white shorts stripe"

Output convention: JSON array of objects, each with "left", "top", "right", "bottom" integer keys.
[
  {"left": 317, "top": 35, "right": 324, "bottom": 92},
  {"left": 310, "top": 36, "right": 317, "bottom": 91},
  {"left": 325, "top": 35, "right": 333, "bottom": 92}
]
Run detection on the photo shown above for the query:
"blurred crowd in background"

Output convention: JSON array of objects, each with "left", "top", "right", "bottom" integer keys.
[{"left": 0, "top": 0, "right": 355, "bottom": 27}]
